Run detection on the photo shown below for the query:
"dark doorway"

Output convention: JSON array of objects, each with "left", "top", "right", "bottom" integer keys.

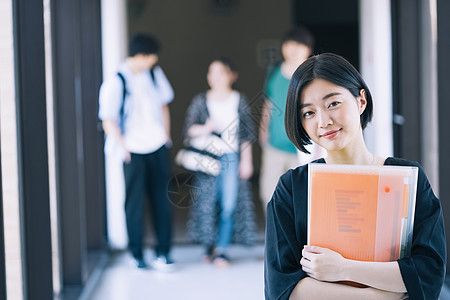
[
  {"left": 390, "top": 0, "right": 421, "bottom": 161},
  {"left": 292, "top": 0, "right": 360, "bottom": 69}
]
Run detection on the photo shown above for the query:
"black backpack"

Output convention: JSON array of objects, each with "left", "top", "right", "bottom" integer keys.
[{"left": 116, "top": 68, "right": 158, "bottom": 133}]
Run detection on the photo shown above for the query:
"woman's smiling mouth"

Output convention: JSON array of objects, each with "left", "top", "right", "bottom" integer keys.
[{"left": 320, "top": 129, "right": 341, "bottom": 139}]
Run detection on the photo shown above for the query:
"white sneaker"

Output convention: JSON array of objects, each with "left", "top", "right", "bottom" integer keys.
[{"left": 151, "top": 255, "right": 176, "bottom": 272}]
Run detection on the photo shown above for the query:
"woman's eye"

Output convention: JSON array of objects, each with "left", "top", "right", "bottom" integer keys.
[
  {"left": 328, "top": 101, "right": 341, "bottom": 108},
  {"left": 302, "top": 111, "right": 314, "bottom": 118}
]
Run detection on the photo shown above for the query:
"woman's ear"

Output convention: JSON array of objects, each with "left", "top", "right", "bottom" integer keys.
[{"left": 358, "top": 89, "right": 367, "bottom": 115}]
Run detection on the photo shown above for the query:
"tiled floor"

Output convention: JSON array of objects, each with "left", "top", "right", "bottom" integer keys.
[
  {"left": 85, "top": 243, "right": 450, "bottom": 300},
  {"left": 86, "top": 244, "right": 265, "bottom": 300}
]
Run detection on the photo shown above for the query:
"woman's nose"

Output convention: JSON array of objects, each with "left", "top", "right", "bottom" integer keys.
[{"left": 317, "top": 110, "right": 332, "bottom": 128}]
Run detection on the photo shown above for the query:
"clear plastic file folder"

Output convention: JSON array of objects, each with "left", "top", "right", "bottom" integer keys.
[{"left": 308, "top": 163, "right": 418, "bottom": 262}]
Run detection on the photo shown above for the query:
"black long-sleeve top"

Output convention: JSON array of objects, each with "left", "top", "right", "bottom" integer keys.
[{"left": 264, "top": 157, "right": 446, "bottom": 300}]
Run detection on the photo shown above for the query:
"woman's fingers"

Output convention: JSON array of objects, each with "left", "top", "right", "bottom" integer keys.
[
  {"left": 304, "top": 245, "right": 324, "bottom": 253},
  {"left": 300, "top": 256, "right": 311, "bottom": 267},
  {"left": 301, "top": 246, "right": 346, "bottom": 282}
]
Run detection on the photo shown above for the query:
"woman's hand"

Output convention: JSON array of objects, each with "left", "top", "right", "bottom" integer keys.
[{"left": 300, "top": 245, "right": 347, "bottom": 282}]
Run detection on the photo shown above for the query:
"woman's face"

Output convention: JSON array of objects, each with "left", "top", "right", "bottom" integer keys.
[
  {"left": 300, "top": 78, "right": 367, "bottom": 152},
  {"left": 207, "top": 61, "right": 236, "bottom": 90}
]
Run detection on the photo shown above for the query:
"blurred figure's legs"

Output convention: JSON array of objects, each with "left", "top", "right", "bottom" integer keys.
[
  {"left": 146, "top": 145, "right": 172, "bottom": 257},
  {"left": 216, "top": 153, "right": 239, "bottom": 253},
  {"left": 123, "top": 154, "right": 146, "bottom": 260},
  {"left": 259, "top": 144, "right": 298, "bottom": 214}
]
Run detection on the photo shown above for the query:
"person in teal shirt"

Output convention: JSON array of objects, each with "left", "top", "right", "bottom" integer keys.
[
  {"left": 259, "top": 27, "right": 323, "bottom": 213},
  {"left": 265, "top": 66, "right": 298, "bottom": 153}
]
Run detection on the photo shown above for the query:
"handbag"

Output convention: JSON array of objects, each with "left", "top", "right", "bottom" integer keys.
[{"left": 175, "top": 133, "right": 223, "bottom": 176}]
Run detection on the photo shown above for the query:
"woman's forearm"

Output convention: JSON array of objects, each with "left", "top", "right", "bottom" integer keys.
[
  {"left": 290, "top": 277, "right": 406, "bottom": 300},
  {"left": 343, "top": 260, "right": 406, "bottom": 293},
  {"left": 290, "top": 277, "right": 371, "bottom": 300},
  {"left": 301, "top": 246, "right": 407, "bottom": 293}
]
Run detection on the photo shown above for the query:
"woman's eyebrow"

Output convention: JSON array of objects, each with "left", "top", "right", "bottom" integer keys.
[
  {"left": 300, "top": 103, "right": 311, "bottom": 109},
  {"left": 322, "top": 92, "right": 341, "bottom": 100},
  {"left": 300, "top": 92, "right": 342, "bottom": 109}
]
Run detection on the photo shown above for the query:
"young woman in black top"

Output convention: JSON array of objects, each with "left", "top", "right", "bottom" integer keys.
[{"left": 264, "top": 53, "right": 446, "bottom": 300}]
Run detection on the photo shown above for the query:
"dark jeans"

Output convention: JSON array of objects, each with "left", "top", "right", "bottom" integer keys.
[{"left": 123, "top": 145, "right": 172, "bottom": 259}]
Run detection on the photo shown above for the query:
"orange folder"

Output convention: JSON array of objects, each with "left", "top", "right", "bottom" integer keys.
[{"left": 308, "top": 164, "right": 418, "bottom": 262}]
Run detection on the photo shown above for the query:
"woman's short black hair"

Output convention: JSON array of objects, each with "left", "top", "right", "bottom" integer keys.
[
  {"left": 129, "top": 33, "right": 161, "bottom": 57},
  {"left": 285, "top": 53, "right": 373, "bottom": 153}
]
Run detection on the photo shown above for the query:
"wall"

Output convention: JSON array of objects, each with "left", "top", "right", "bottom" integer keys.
[
  {"left": 360, "top": 0, "right": 394, "bottom": 158},
  {"left": 0, "top": 0, "right": 23, "bottom": 298}
]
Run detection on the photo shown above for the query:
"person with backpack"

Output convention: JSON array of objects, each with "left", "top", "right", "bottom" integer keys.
[{"left": 98, "top": 33, "right": 175, "bottom": 271}]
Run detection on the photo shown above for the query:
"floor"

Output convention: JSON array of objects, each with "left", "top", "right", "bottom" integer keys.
[
  {"left": 85, "top": 244, "right": 265, "bottom": 300},
  {"left": 85, "top": 242, "right": 450, "bottom": 300}
]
